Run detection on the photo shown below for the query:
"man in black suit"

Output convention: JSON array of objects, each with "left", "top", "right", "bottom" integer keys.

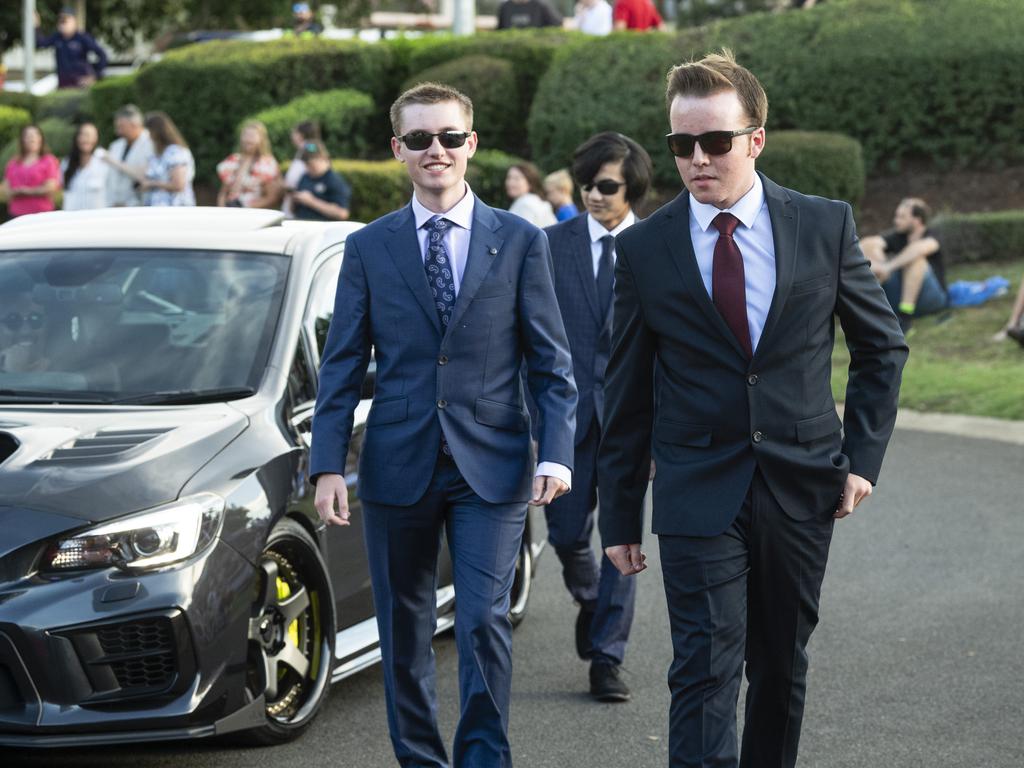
[
  {"left": 543, "top": 132, "right": 654, "bottom": 702},
  {"left": 597, "top": 52, "right": 908, "bottom": 767}
]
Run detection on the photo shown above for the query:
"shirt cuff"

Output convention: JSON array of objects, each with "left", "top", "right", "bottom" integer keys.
[{"left": 535, "top": 461, "right": 572, "bottom": 491}]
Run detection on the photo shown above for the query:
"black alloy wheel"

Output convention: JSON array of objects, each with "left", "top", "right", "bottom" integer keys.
[{"left": 245, "top": 517, "right": 335, "bottom": 744}]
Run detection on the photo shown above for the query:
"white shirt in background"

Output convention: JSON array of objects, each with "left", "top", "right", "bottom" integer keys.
[
  {"left": 509, "top": 192, "right": 557, "bottom": 228},
  {"left": 106, "top": 129, "right": 155, "bottom": 207},
  {"left": 61, "top": 148, "right": 110, "bottom": 210},
  {"left": 282, "top": 155, "right": 308, "bottom": 218},
  {"left": 575, "top": 0, "right": 613, "bottom": 35}
]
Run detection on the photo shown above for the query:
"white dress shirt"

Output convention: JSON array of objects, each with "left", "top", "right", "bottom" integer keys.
[
  {"left": 576, "top": 0, "right": 613, "bottom": 35},
  {"left": 688, "top": 174, "right": 776, "bottom": 352},
  {"left": 106, "top": 129, "right": 155, "bottom": 207},
  {"left": 411, "top": 185, "right": 571, "bottom": 490},
  {"left": 587, "top": 210, "right": 636, "bottom": 276},
  {"left": 61, "top": 148, "right": 109, "bottom": 210}
]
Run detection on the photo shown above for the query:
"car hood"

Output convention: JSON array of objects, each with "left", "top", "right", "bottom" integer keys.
[{"left": 0, "top": 404, "right": 248, "bottom": 543}]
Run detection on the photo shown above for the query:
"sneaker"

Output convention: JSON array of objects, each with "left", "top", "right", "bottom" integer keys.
[
  {"left": 589, "top": 662, "right": 631, "bottom": 702},
  {"left": 575, "top": 604, "right": 595, "bottom": 660},
  {"left": 1008, "top": 325, "right": 1024, "bottom": 348}
]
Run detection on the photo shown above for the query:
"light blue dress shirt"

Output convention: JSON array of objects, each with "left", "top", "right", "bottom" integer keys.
[{"left": 688, "top": 174, "right": 777, "bottom": 352}]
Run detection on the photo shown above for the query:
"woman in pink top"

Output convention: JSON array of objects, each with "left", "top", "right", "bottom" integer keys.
[{"left": 4, "top": 124, "right": 61, "bottom": 217}]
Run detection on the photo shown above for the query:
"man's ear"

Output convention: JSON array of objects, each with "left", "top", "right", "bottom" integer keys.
[
  {"left": 748, "top": 128, "right": 766, "bottom": 160},
  {"left": 391, "top": 136, "right": 404, "bottom": 162}
]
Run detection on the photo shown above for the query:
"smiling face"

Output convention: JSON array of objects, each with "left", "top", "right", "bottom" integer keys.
[
  {"left": 669, "top": 90, "right": 764, "bottom": 210},
  {"left": 583, "top": 160, "right": 631, "bottom": 231},
  {"left": 391, "top": 100, "right": 477, "bottom": 212}
]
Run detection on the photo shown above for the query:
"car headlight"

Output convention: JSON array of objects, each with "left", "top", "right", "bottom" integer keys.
[{"left": 40, "top": 493, "right": 225, "bottom": 573}]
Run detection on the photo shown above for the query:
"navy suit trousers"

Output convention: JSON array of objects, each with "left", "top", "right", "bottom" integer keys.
[
  {"left": 544, "top": 416, "right": 636, "bottom": 665},
  {"left": 362, "top": 454, "right": 526, "bottom": 768}
]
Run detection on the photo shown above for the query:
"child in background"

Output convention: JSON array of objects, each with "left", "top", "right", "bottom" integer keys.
[
  {"left": 544, "top": 169, "right": 579, "bottom": 222},
  {"left": 288, "top": 141, "right": 351, "bottom": 222}
]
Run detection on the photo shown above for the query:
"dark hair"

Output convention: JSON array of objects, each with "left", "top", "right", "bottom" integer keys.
[
  {"left": 144, "top": 111, "right": 188, "bottom": 155},
  {"left": 17, "top": 124, "right": 50, "bottom": 161},
  {"left": 571, "top": 132, "right": 653, "bottom": 204},
  {"left": 390, "top": 82, "right": 473, "bottom": 136},
  {"left": 508, "top": 161, "right": 544, "bottom": 195},
  {"left": 901, "top": 197, "right": 931, "bottom": 225},
  {"left": 300, "top": 140, "right": 329, "bottom": 162},
  {"left": 63, "top": 122, "right": 99, "bottom": 189},
  {"left": 666, "top": 49, "right": 768, "bottom": 128},
  {"left": 293, "top": 120, "right": 321, "bottom": 142}
]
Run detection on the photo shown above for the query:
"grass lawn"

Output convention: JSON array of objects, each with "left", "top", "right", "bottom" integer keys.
[{"left": 832, "top": 260, "right": 1024, "bottom": 420}]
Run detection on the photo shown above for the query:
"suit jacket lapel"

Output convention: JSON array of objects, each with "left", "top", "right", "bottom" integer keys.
[
  {"left": 446, "top": 197, "right": 504, "bottom": 336},
  {"left": 384, "top": 204, "right": 441, "bottom": 336},
  {"left": 660, "top": 192, "right": 749, "bottom": 359},
  {"left": 754, "top": 173, "right": 798, "bottom": 361},
  {"left": 569, "top": 216, "right": 602, "bottom": 325}
]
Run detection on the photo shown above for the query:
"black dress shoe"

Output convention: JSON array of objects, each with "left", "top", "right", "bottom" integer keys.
[
  {"left": 589, "top": 662, "right": 631, "bottom": 702},
  {"left": 1008, "top": 325, "right": 1024, "bottom": 347},
  {"left": 575, "top": 604, "right": 595, "bottom": 660}
]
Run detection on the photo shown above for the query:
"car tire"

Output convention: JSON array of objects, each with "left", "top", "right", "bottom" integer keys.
[
  {"left": 244, "top": 517, "right": 335, "bottom": 745},
  {"left": 508, "top": 539, "right": 533, "bottom": 627}
]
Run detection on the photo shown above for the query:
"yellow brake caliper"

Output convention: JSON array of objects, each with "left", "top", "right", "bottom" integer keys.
[{"left": 277, "top": 576, "right": 300, "bottom": 671}]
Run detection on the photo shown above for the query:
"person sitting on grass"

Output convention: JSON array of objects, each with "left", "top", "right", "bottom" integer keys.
[
  {"left": 992, "top": 275, "right": 1024, "bottom": 348},
  {"left": 860, "top": 197, "right": 947, "bottom": 333},
  {"left": 288, "top": 141, "right": 351, "bottom": 222}
]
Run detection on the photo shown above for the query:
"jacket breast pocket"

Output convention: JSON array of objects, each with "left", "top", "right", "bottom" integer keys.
[
  {"left": 790, "top": 274, "right": 832, "bottom": 296},
  {"left": 795, "top": 410, "right": 842, "bottom": 443},
  {"left": 654, "top": 419, "right": 713, "bottom": 447},
  {"left": 475, "top": 398, "right": 528, "bottom": 432},
  {"left": 367, "top": 396, "right": 408, "bottom": 426}
]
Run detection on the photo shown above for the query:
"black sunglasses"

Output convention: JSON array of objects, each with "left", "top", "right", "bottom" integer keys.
[
  {"left": 665, "top": 126, "right": 759, "bottom": 158},
  {"left": 582, "top": 179, "right": 627, "bottom": 196},
  {"left": 398, "top": 131, "right": 472, "bottom": 151},
  {"left": 3, "top": 311, "right": 46, "bottom": 332}
]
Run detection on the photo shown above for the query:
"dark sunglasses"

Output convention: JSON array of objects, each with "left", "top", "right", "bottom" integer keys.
[
  {"left": 582, "top": 179, "right": 627, "bottom": 196},
  {"left": 665, "top": 126, "right": 759, "bottom": 158},
  {"left": 398, "top": 131, "right": 472, "bottom": 151},
  {"left": 3, "top": 311, "right": 45, "bottom": 332}
]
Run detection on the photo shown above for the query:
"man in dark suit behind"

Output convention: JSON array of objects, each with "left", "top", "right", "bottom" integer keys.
[
  {"left": 311, "top": 83, "right": 577, "bottom": 768},
  {"left": 542, "top": 132, "right": 653, "bottom": 702},
  {"left": 597, "top": 52, "right": 908, "bottom": 767}
]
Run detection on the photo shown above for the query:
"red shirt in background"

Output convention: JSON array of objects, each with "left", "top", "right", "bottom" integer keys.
[
  {"left": 4, "top": 154, "right": 61, "bottom": 217},
  {"left": 613, "top": 0, "right": 663, "bottom": 29}
]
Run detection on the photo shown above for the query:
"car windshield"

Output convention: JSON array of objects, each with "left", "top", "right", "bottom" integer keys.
[{"left": 0, "top": 249, "right": 288, "bottom": 404}]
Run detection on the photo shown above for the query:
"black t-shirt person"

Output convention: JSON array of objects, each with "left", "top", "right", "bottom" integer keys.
[
  {"left": 882, "top": 229, "right": 947, "bottom": 291},
  {"left": 496, "top": 0, "right": 563, "bottom": 29},
  {"left": 294, "top": 169, "right": 352, "bottom": 222}
]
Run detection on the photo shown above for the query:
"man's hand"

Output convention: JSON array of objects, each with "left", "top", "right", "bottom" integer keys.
[
  {"left": 871, "top": 262, "right": 891, "bottom": 282},
  {"left": 314, "top": 473, "right": 350, "bottom": 527},
  {"left": 291, "top": 190, "right": 315, "bottom": 206},
  {"left": 605, "top": 544, "right": 647, "bottom": 576},
  {"left": 530, "top": 475, "right": 568, "bottom": 506},
  {"left": 835, "top": 472, "right": 872, "bottom": 519}
]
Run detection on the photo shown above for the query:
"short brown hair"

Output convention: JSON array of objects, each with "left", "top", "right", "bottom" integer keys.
[
  {"left": 390, "top": 82, "right": 474, "bottom": 136},
  {"left": 900, "top": 197, "right": 931, "bottom": 225},
  {"left": 508, "top": 162, "right": 544, "bottom": 195},
  {"left": 665, "top": 49, "right": 768, "bottom": 128}
]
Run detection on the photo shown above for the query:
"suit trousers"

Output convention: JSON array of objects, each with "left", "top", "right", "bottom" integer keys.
[
  {"left": 362, "top": 453, "right": 527, "bottom": 768},
  {"left": 658, "top": 469, "right": 834, "bottom": 768},
  {"left": 544, "top": 416, "right": 637, "bottom": 665}
]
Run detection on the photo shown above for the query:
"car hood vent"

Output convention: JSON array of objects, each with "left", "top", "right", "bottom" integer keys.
[
  {"left": 0, "top": 432, "right": 18, "bottom": 465},
  {"left": 45, "top": 428, "right": 173, "bottom": 462}
]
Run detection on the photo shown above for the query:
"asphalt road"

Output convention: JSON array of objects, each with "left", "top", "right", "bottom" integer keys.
[{"left": 8, "top": 428, "right": 1024, "bottom": 767}]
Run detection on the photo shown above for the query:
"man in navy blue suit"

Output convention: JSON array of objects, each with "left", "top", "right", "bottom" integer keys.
[
  {"left": 541, "top": 132, "right": 653, "bottom": 702},
  {"left": 311, "top": 83, "right": 577, "bottom": 768}
]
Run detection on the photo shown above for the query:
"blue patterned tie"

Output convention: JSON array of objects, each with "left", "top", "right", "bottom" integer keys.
[{"left": 424, "top": 216, "right": 456, "bottom": 329}]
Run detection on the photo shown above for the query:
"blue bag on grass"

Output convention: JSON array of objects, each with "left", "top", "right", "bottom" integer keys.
[{"left": 947, "top": 276, "right": 1010, "bottom": 308}]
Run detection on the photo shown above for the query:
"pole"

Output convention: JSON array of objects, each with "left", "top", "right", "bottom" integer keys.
[
  {"left": 23, "top": 0, "right": 36, "bottom": 93},
  {"left": 452, "top": 0, "right": 475, "bottom": 36}
]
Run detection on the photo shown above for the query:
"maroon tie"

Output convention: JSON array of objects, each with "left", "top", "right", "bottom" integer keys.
[{"left": 711, "top": 212, "right": 752, "bottom": 358}]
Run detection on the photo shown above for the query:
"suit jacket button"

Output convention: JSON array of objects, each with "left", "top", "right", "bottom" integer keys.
[
  {"left": 438, "top": 355, "right": 449, "bottom": 365},
  {"left": 437, "top": 399, "right": 447, "bottom": 408},
  {"left": 747, "top": 374, "right": 759, "bottom": 386},
  {"left": 488, "top": 247, "right": 498, "bottom": 255},
  {"left": 752, "top": 430, "right": 765, "bottom": 443}
]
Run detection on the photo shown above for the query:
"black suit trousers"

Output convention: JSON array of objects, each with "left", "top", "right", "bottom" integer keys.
[{"left": 658, "top": 470, "right": 834, "bottom": 768}]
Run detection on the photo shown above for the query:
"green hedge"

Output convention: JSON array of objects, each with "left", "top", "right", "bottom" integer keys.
[
  {"left": 88, "top": 73, "right": 140, "bottom": 142},
  {"left": 403, "top": 56, "right": 518, "bottom": 153},
  {"left": 36, "top": 90, "right": 92, "bottom": 122},
  {"left": 132, "top": 38, "right": 397, "bottom": 181},
  {"left": 248, "top": 89, "right": 375, "bottom": 163},
  {"left": 0, "top": 105, "right": 32, "bottom": 150},
  {"left": 467, "top": 149, "right": 527, "bottom": 211},
  {"left": 530, "top": 0, "right": 1024, "bottom": 180},
  {"left": 0, "top": 92, "right": 38, "bottom": 118},
  {"left": 932, "top": 211, "right": 1024, "bottom": 264},
  {"left": 38, "top": 117, "right": 76, "bottom": 158},
  {"left": 757, "top": 131, "right": 864, "bottom": 207},
  {"left": 331, "top": 159, "right": 411, "bottom": 223}
]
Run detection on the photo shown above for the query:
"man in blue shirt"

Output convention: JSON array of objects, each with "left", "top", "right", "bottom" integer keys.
[{"left": 35, "top": 9, "right": 108, "bottom": 89}]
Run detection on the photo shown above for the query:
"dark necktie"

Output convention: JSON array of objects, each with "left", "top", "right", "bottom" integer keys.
[
  {"left": 424, "top": 216, "right": 456, "bottom": 329},
  {"left": 711, "top": 212, "right": 752, "bottom": 358},
  {"left": 597, "top": 234, "right": 615, "bottom": 319}
]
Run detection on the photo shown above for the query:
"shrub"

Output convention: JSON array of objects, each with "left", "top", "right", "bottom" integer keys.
[
  {"left": 756, "top": 131, "right": 865, "bottom": 208},
  {"left": 0, "top": 92, "right": 39, "bottom": 118},
  {"left": 467, "top": 149, "right": 527, "bottom": 211},
  {"left": 331, "top": 159, "right": 411, "bottom": 223},
  {"left": 248, "top": 89, "right": 376, "bottom": 163},
  {"left": 88, "top": 73, "right": 140, "bottom": 143},
  {"left": 402, "top": 56, "right": 518, "bottom": 153},
  {"left": 529, "top": 0, "right": 1024, "bottom": 179},
  {"left": 133, "top": 38, "right": 397, "bottom": 181},
  {"left": 38, "top": 117, "right": 76, "bottom": 159},
  {"left": 0, "top": 105, "right": 32, "bottom": 150},
  {"left": 932, "top": 211, "right": 1024, "bottom": 264},
  {"left": 36, "top": 90, "right": 92, "bottom": 122}
]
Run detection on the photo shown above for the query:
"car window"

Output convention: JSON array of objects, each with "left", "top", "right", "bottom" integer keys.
[
  {"left": 305, "top": 253, "right": 341, "bottom": 364},
  {"left": 0, "top": 249, "right": 287, "bottom": 403}
]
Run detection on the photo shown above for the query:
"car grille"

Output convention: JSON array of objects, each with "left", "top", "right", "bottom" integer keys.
[
  {"left": 97, "top": 619, "right": 177, "bottom": 691},
  {"left": 40, "top": 428, "right": 172, "bottom": 462}
]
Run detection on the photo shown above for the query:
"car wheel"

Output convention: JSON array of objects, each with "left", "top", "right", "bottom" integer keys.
[
  {"left": 508, "top": 540, "right": 533, "bottom": 627},
  {"left": 244, "top": 517, "right": 335, "bottom": 745}
]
